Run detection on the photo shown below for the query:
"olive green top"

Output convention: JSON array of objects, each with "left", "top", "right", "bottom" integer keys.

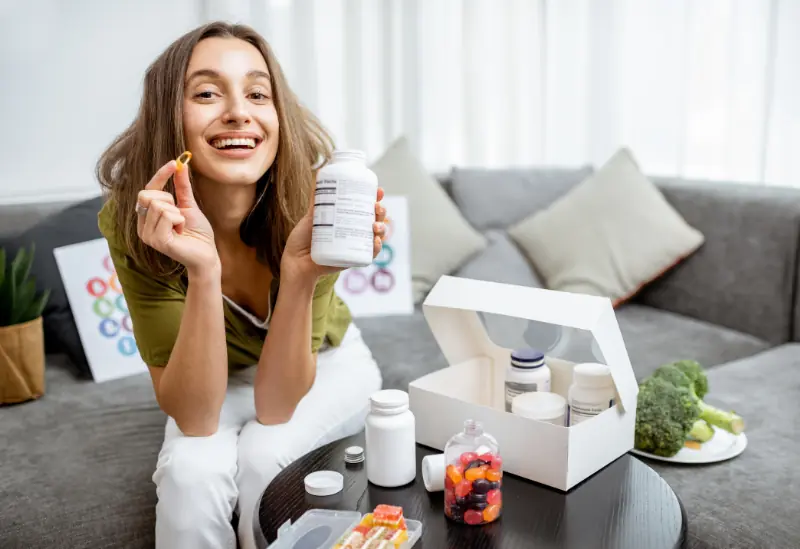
[{"left": 97, "top": 200, "right": 352, "bottom": 369}]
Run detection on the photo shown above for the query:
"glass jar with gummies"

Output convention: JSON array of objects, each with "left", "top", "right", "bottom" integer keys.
[{"left": 443, "top": 419, "right": 503, "bottom": 525}]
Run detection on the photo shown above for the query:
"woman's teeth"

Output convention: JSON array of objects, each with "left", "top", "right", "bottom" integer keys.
[{"left": 211, "top": 138, "right": 257, "bottom": 149}]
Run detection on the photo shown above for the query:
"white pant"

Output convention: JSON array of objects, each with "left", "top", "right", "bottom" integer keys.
[{"left": 151, "top": 325, "right": 382, "bottom": 549}]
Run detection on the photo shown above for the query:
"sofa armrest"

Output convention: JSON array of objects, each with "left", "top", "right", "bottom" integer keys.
[{"left": 635, "top": 178, "right": 800, "bottom": 345}]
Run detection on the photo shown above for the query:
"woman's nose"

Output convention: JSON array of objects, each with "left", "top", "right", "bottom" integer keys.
[{"left": 222, "top": 98, "right": 251, "bottom": 125}]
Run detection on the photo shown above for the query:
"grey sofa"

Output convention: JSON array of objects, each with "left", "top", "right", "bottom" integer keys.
[{"left": 1, "top": 170, "right": 799, "bottom": 549}]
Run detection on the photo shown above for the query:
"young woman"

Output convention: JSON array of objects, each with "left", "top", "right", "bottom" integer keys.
[{"left": 96, "top": 21, "right": 385, "bottom": 549}]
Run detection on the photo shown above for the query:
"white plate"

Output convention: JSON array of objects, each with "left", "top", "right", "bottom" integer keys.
[{"left": 630, "top": 426, "right": 748, "bottom": 464}]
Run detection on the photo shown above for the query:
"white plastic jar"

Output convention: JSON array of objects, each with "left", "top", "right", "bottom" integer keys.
[
  {"left": 310, "top": 149, "right": 378, "bottom": 268},
  {"left": 511, "top": 392, "right": 567, "bottom": 426},
  {"left": 365, "top": 389, "right": 417, "bottom": 487},
  {"left": 504, "top": 348, "right": 551, "bottom": 412},
  {"left": 567, "top": 362, "right": 616, "bottom": 426}
]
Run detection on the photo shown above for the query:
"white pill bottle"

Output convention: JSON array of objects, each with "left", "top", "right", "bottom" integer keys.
[
  {"left": 365, "top": 389, "right": 417, "bottom": 488},
  {"left": 311, "top": 150, "right": 378, "bottom": 268}
]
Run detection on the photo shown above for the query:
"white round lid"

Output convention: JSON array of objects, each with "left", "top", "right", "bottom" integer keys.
[
  {"left": 573, "top": 362, "right": 613, "bottom": 388},
  {"left": 512, "top": 392, "right": 567, "bottom": 420},
  {"left": 304, "top": 471, "right": 344, "bottom": 497},
  {"left": 369, "top": 389, "right": 409, "bottom": 413}
]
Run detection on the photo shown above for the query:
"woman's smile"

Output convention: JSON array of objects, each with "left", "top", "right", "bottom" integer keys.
[{"left": 207, "top": 131, "right": 264, "bottom": 159}]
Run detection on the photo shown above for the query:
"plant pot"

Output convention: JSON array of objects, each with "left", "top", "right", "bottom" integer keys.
[{"left": 0, "top": 316, "right": 46, "bottom": 404}]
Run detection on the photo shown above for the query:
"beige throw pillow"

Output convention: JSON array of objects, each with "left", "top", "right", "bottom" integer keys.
[
  {"left": 508, "top": 148, "right": 704, "bottom": 305},
  {"left": 371, "top": 136, "right": 487, "bottom": 302}
]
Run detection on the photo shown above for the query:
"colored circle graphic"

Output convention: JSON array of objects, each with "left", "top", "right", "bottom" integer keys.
[
  {"left": 103, "top": 255, "right": 115, "bottom": 274},
  {"left": 371, "top": 268, "right": 395, "bottom": 293},
  {"left": 99, "top": 318, "right": 120, "bottom": 338},
  {"left": 343, "top": 270, "right": 369, "bottom": 294},
  {"left": 373, "top": 243, "right": 394, "bottom": 269},
  {"left": 122, "top": 315, "right": 133, "bottom": 332},
  {"left": 117, "top": 336, "right": 137, "bottom": 356},
  {"left": 93, "top": 297, "right": 114, "bottom": 318},
  {"left": 109, "top": 272, "right": 122, "bottom": 294},
  {"left": 116, "top": 294, "right": 128, "bottom": 314},
  {"left": 86, "top": 277, "right": 108, "bottom": 298}
]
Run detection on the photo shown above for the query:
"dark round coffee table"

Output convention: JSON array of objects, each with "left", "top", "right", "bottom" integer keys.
[{"left": 257, "top": 431, "right": 686, "bottom": 549}]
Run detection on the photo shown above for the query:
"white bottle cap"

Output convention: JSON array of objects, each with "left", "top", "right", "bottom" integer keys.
[
  {"left": 512, "top": 392, "right": 567, "bottom": 421},
  {"left": 344, "top": 446, "right": 365, "bottom": 464},
  {"left": 573, "top": 362, "right": 613, "bottom": 388},
  {"left": 332, "top": 149, "right": 366, "bottom": 162},
  {"left": 369, "top": 389, "right": 409, "bottom": 414},
  {"left": 421, "top": 454, "right": 445, "bottom": 492},
  {"left": 304, "top": 471, "right": 344, "bottom": 496}
]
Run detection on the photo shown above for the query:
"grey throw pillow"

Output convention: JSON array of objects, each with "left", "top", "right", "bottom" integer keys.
[
  {"left": 450, "top": 165, "right": 594, "bottom": 231},
  {"left": 455, "top": 230, "right": 543, "bottom": 288}
]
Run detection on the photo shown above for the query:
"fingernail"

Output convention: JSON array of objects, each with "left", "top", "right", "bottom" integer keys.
[{"left": 176, "top": 151, "right": 192, "bottom": 172}]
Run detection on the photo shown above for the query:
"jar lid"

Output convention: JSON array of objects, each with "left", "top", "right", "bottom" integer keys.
[
  {"left": 344, "top": 446, "right": 365, "bottom": 464},
  {"left": 573, "top": 363, "right": 613, "bottom": 387},
  {"left": 511, "top": 348, "right": 545, "bottom": 369},
  {"left": 304, "top": 471, "right": 344, "bottom": 496},
  {"left": 369, "top": 389, "right": 409, "bottom": 414},
  {"left": 512, "top": 392, "right": 567, "bottom": 420}
]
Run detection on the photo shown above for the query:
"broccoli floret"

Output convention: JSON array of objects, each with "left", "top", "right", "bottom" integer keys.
[
  {"left": 672, "top": 360, "right": 709, "bottom": 399},
  {"left": 651, "top": 364, "right": 745, "bottom": 435},
  {"left": 635, "top": 377, "right": 699, "bottom": 457},
  {"left": 688, "top": 419, "right": 714, "bottom": 442}
]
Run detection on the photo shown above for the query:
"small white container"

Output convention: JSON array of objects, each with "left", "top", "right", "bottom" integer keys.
[
  {"left": 511, "top": 392, "right": 567, "bottom": 426},
  {"left": 365, "top": 389, "right": 416, "bottom": 487},
  {"left": 567, "top": 362, "right": 616, "bottom": 426},
  {"left": 311, "top": 149, "right": 378, "bottom": 268},
  {"left": 504, "top": 348, "right": 551, "bottom": 412}
]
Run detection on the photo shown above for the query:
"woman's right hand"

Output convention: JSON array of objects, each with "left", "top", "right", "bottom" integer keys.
[{"left": 136, "top": 160, "right": 218, "bottom": 273}]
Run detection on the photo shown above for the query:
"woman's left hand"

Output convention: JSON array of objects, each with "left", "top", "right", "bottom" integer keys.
[{"left": 282, "top": 187, "right": 388, "bottom": 282}]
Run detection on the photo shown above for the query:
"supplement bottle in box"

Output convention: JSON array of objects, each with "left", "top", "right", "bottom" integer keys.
[
  {"left": 443, "top": 419, "right": 503, "bottom": 525},
  {"left": 567, "top": 362, "right": 616, "bottom": 426},
  {"left": 505, "top": 348, "right": 551, "bottom": 412},
  {"left": 311, "top": 149, "right": 378, "bottom": 268}
]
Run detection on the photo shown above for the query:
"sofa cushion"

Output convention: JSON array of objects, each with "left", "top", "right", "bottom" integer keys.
[
  {"left": 449, "top": 164, "right": 593, "bottom": 231},
  {"left": 454, "top": 230, "right": 544, "bottom": 288},
  {"left": 3, "top": 197, "right": 104, "bottom": 378},
  {"left": 0, "top": 358, "right": 163, "bottom": 548},
  {"left": 647, "top": 344, "right": 800, "bottom": 549},
  {"left": 371, "top": 137, "right": 487, "bottom": 303},
  {"left": 508, "top": 148, "right": 705, "bottom": 305},
  {"left": 616, "top": 304, "right": 770, "bottom": 380}
]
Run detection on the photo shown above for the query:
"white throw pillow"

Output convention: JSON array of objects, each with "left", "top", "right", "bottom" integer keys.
[
  {"left": 371, "top": 137, "right": 486, "bottom": 302},
  {"left": 508, "top": 148, "right": 704, "bottom": 305}
]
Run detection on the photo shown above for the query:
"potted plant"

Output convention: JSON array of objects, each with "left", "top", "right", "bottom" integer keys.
[{"left": 0, "top": 244, "right": 50, "bottom": 404}]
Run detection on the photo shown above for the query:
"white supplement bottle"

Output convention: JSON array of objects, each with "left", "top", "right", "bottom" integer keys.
[
  {"left": 505, "top": 348, "right": 551, "bottom": 412},
  {"left": 567, "top": 362, "right": 616, "bottom": 426},
  {"left": 511, "top": 392, "right": 567, "bottom": 426},
  {"left": 365, "top": 389, "right": 417, "bottom": 488},
  {"left": 311, "top": 149, "right": 378, "bottom": 268}
]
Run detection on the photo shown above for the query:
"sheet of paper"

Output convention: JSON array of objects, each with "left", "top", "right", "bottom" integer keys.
[
  {"left": 54, "top": 238, "right": 148, "bottom": 382},
  {"left": 335, "top": 195, "right": 414, "bottom": 317}
]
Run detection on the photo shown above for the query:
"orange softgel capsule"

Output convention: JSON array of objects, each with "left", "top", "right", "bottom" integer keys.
[
  {"left": 483, "top": 504, "right": 501, "bottom": 523},
  {"left": 176, "top": 151, "right": 192, "bottom": 171}
]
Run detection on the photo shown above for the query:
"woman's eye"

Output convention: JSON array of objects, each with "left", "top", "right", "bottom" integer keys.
[
  {"left": 250, "top": 92, "right": 270, "bottom": 101},
  {"left": 195, "top": 91, "right": 215, "bottom": 99}
]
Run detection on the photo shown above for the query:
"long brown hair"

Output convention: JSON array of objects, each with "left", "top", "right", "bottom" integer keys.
[{"left": 97, "top": 21, "right": 334, "bottom": 278}]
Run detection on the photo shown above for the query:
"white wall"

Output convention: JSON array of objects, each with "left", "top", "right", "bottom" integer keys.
[{"left": 0, "top": 0, "right": 202, "bottom": 204}]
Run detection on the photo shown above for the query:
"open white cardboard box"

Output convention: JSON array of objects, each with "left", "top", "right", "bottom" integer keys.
[{"left": 408, "top": 276, "right": 639, "bottom": 491}]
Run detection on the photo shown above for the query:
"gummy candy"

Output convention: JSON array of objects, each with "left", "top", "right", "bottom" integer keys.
[
  {"left": 471, "top": 478, "right": 490, "bottom": 494},
  {"left": 486, "top": 468, "right": 502, "bottom": 482},
  {"left": 373, "top": 504, "right": 404, "bottom": 528},
  {"left": 459, "top": 452, "right": 478, "bottom": 466},
  {"left": 465, "top": 466, "right": 486, "bottom": 481},
  {"left": 487, "top": 489, "right": 502, "bottom": 505},
  {"left": 446, "top": 464, "right": 463, "bottom": 485},
  {"left": 490, "top": 455, "right": 503, "bottom": 470},
  {"left": 478, "top": 452, "right": 494, "bottom": 463},
  {"left": 334, "top": 505, "right": 409, "bottom": 549},
  {"left": 455, "top": 479, "right": 472, "bottom": 498},
  {"left": 483, "top": 504, "right": 501, "bottom": 522},
  {"left": 464, "top": 509, "right": 484, "bottom": 525}
]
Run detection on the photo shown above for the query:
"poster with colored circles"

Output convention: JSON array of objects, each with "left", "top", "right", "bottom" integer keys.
[
  {"left": 334, "top": 195, "right": 414, "bottom": 317},
  {"left": 54, "top": 238, "right": 148, "bottom": 382}
]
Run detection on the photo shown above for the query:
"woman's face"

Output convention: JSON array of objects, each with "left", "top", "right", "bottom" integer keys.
[{"left": 182, "top": 37, "right": 279, "bottom": 187}]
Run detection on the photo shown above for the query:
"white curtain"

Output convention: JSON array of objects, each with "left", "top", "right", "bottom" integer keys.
[{"left": 202, "top": 0, "right": 800, "bottom": 186}]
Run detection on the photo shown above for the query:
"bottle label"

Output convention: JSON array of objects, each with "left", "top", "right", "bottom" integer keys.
[
  {"left": 312, "top": 178, "right": 375, "bottom": 252},
  {"left": 505, "top": 379, "right": 550, "bottom": 412},
  {"left": 567, "top": 398, "right": 615, "bottom": 426}
]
